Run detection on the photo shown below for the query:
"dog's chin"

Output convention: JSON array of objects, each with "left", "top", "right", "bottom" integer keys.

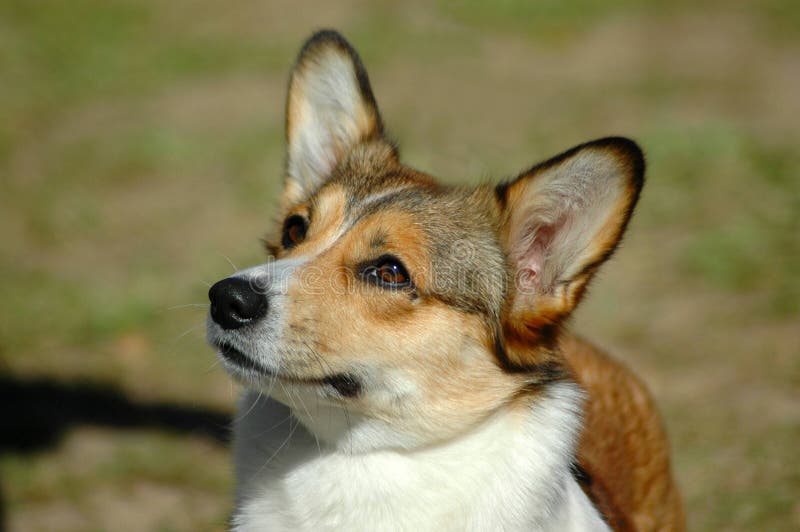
[{"left": 213, "top": 342, "right": 362, "bottom": 398}]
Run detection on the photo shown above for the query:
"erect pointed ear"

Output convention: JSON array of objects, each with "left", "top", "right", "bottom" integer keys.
[
  {"left": 497, "top": 137, "right": 645, "bottom": 339},
  {"left": 282, "top": 30, "right": 384, "bottom": 209}
]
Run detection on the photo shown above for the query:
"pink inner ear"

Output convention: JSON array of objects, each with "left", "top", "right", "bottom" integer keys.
[{"left": 516, "top": 222, "right": 559, "bottom": 294}]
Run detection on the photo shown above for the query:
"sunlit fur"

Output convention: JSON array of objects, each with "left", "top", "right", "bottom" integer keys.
[{"left": 207, "top": 30, "right": 684, "bottom": 531}]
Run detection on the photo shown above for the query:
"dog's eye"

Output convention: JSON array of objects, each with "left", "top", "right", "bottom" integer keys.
[
  {"left": 282, "top": 215, "right": 308, "bottom": 249},
  {"left": 362, "top": 256, "right": 411, "bottom": 288}
]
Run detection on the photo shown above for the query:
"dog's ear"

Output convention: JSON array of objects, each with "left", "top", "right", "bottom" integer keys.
[
  {"left": 282, "top": 30, "right": 384, "bottom": 208},
  {"left": 498, "top": 137, "right": 644, "bottom": 341}
]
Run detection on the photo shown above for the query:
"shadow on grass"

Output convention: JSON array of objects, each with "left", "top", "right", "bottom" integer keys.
[
  {"left": 0, "top": 374, "right": 231, "bottom": 453},
  {"left": 0, "top": 374, "right": 233, "bottom": 529}
]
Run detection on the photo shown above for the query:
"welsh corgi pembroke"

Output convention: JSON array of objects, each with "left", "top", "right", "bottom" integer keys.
[{"left": 207, "top": 30, "right": 684, "bottom": 531}]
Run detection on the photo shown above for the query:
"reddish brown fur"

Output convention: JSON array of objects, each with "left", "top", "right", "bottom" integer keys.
[{"left": 562, "top": 335, "right": 685, "bottom": 531}]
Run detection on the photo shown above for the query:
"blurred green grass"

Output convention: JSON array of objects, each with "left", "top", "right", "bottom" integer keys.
[{"left": 1, "top": 0, "right": 798, "bottom": 530}]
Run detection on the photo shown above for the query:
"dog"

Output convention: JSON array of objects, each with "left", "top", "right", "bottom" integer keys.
[{"left": 206, "top": 30, "right": 684, "bottom": 531}]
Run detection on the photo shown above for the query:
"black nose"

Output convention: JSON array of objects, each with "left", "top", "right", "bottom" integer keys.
[{"left": 208, "top": 277, "right": 268, "bottom": 330}]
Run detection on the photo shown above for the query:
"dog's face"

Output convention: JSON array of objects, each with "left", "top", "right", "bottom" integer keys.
[{"left": 207, "top": 31, "right": 644, "bottom": 450}]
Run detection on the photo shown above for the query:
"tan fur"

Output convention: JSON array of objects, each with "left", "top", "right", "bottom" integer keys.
[{"left": 268, "top": 176, "right": 529, "bottom": 442}]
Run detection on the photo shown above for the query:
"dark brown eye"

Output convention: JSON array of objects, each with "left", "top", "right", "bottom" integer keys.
[
  {"left": 379, "top": 263, "right": 407, "bottom": 285},
  {"left": 282, "top": 215, "right": 307, "bottom": 249},
  {"left": 362, "top": 256, "right": 411, "bottom": 289}
]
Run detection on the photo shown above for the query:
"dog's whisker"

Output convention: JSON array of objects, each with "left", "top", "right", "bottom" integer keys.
[
  {"left": 174, "top": 321, "right": 206, "bottom": 342},
  {"left": 292, "top": 387, "right": 322, "bottom": 457},
  {"left": 205, "top": 357, "right": 223, "bottom": 373},
  {"left": 233, "top": 390, "right": 264, "bottom": 424},
  {"left": 296, "top": 339, "right": 343, "bottom": 458},
  {"left": 275, "top": 379, "right": 296, "bottom": 413},
  {"left": 260, "top": 372, "right": 279, "bottom": 402},
  {"left": 166, "top": 303, "right": 210, "bottom": 311},
  {"left": 222, "top": 254, "right": 239, "bottom": 273},
  {"left": 342, "top": 404, "right": 353, "bottom": 457},
  {"left": 256, "top": 399, "right": 299, "bottom": 473},
  {"left": 250, "top": 414, "right": 294, "bottom": 440}
]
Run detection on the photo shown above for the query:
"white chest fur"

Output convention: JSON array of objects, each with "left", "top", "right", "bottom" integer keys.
[{"left": 231, "top": 383, "right": 609, "bottom": 531}]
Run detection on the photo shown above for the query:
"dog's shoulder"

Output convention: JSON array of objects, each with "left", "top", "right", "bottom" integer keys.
[{"left": 562, "top": 334, "right": 686, "bottom": 532}]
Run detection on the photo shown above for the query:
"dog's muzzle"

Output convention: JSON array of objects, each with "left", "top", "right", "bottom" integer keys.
[{"left": 208, "top": 277, "right": 268, "bottom": 330}]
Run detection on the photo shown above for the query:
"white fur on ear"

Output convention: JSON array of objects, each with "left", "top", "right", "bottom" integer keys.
[
  {"left": 284, "top": 31, "right": 382, "bottom": 205},
  {"left": 503, "top": 138, "right": 644, "bottom": 306}
]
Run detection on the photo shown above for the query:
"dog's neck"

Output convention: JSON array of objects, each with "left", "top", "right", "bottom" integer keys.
[{"left": 231, "top": 381, "right": 609, "bottom": 531}]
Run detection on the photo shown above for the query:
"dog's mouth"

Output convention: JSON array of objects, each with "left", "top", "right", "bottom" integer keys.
[
  {"left": 215, "top": 342, "right": 361, "bottom": 397},
  {"left": 217, "top": 342, "right": 271, "bottom": 375}
]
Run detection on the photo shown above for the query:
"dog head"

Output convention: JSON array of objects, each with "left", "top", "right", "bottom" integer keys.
[{"left": 207, "top": 30, "right": 644, "bottom": 451}]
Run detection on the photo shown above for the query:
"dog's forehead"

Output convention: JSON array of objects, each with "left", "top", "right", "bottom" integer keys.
[
  {"left": 321, "top": 144, "right": 493, "bottom": 231},
  {"left": 328, "top": 141, "right": 435, "bottom": 197},
  {"left": 323, "top": 167, "right": 490, "bottom": 244}
]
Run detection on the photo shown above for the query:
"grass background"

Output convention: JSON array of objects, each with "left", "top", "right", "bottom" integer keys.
[{"left": 1, "top": 0, "right": 798, "bottom": 530}]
